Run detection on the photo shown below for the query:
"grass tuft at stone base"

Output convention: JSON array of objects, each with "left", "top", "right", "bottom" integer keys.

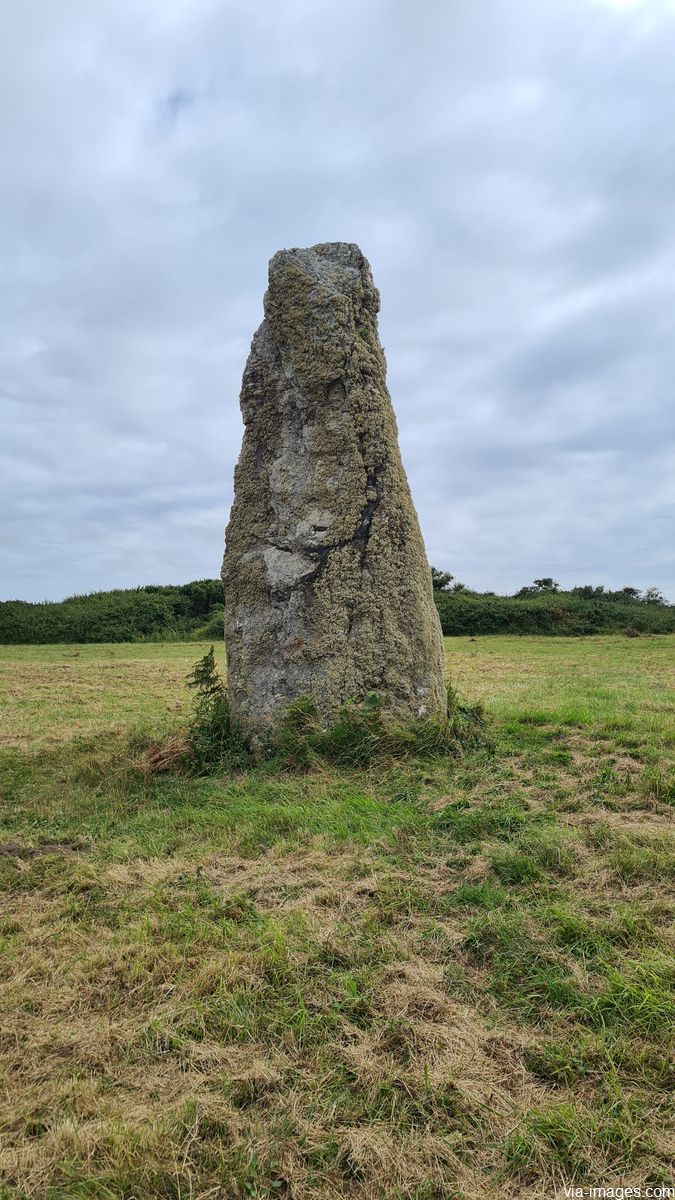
[
  {"left": 184, "top": 647, "right": 489, "bottom": 774},
  {"left": 269, "top": 687, "right": 488, "bottom": 771}
]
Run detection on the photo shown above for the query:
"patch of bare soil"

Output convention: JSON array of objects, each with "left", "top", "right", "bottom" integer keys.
[{"left": 0, "top": 841, "right": 84, "bottom": 859}]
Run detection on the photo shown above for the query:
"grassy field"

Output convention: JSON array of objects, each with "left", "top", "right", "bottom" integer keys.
[{"left": 0, "top": 636, "right": 673, "bottom": 1199}]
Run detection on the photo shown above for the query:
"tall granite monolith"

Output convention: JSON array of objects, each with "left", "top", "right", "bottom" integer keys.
[{"left": 222, "top": 242, "right": 446, "bottom": 744}]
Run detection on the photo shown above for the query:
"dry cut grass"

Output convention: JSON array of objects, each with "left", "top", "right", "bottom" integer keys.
[{"left": 0, "top": 635, "right": 673, "bottom": 1198}]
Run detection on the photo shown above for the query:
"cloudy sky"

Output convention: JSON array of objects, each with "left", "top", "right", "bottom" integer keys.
[{"left": 2, "top": 0, "right": 674, "bottom": 602}]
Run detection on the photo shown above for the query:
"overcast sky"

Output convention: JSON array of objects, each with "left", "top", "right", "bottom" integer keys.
[{"left": 2, "top": 0, "right": 674, "bottom": 602}]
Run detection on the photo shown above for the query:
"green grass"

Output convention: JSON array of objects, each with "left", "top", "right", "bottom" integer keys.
[{"left": 0, "top": 636, "right": 673, "bottom": 1198}]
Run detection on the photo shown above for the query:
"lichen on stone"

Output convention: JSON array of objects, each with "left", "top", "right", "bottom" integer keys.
[{"left": 222, "top": 242, "right": 446, "bottom": 744}]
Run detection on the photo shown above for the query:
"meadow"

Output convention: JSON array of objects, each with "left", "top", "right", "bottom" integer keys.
[{"left": 0, "top": 636, "right": 673, "bottom": 1198}]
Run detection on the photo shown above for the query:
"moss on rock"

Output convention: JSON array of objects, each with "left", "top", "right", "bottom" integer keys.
[{"left": 222, "top": 242, "right": 445, "bottom": 743}]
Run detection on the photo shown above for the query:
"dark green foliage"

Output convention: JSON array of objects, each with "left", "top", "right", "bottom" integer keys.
[
  {"left": 185, "top": 647, "right": 249, "bottom": 772},
  {"left": 0, "top": 579, "right": 224, "bottom": 644},
  {"left": 192, "top": 603, "right": 225, "bottom": 640},
  {"left": 186, "top": 645, "right": 224, "bottom": 702},
  {"left": 516, "top": 578, "right": 561, "bottom": 595},
  {"left": 1, "top": 576, "right": 672, "bottom": 643},
  {"left": 643, "top": 586, "right": 667, "bottom": 605},
  {"left": 434, "top": 591, "right": 675, "bottom": 637},
  {"left": 430, "top": 566, "right": 454, "bottom": 591}
]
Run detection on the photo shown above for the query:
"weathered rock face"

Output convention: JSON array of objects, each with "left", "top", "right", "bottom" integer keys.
[{"left": 222, "top": 242, "right": 446, "bottom": 743}]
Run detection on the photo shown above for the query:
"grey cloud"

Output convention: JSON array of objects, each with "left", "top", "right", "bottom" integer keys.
[{"left": 1, "top": 0, "right": 674, "bottom": 602}]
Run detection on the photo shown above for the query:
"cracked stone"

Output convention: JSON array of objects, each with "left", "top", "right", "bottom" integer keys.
[{"left": 222, "top": 241, "right": 446, "bottom": 743}]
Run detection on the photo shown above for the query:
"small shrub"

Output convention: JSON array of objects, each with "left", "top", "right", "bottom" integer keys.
[
  {"left": 184, "top": 653, "right": 488, "bottom": 773},
  {"left": 185, "top": 646, "right": 249, "bottom": 772}
]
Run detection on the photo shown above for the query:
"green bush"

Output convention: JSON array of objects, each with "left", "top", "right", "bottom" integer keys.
[
  {"left": 185, "top": 646, "right": 249, "bottom": 773},
  {"left": 0, "top": 580, "right": 224, "bottom": 644},
  {"left": 433, "top": 592, "right": 675, "bottom": 637},
  {"left": 1, "top": 577, "right": 672, "bottom": 644},
  {"left": 193, "top": 603, "right": 225, "bottom": 640}
]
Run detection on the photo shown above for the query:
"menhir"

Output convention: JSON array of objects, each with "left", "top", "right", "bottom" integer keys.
[{"left": 222, "top": 242, "right": 446, "bottom": 744}]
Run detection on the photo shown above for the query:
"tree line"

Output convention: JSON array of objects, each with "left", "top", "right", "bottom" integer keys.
[
  {"left": 0, "top": 574, "right": 672, "bottom": 644},
  {"left": 431, "top": 569, "right": 668, "bottom": 607}
]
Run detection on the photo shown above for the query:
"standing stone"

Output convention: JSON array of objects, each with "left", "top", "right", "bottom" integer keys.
[{"left": 222, "top": 242, "right": 446, "bottom": 743}]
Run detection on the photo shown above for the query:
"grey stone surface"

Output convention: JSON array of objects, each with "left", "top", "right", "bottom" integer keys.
[{"left": 222, "top": 242, "right": 446, "bottom": 743}]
